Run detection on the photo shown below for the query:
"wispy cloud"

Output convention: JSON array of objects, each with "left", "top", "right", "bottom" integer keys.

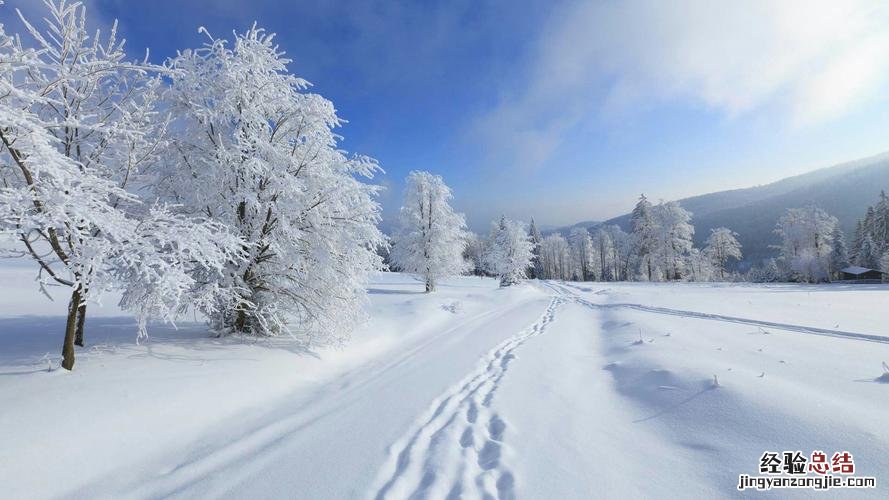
[{"left": 471, "top": 0, "right": 889, "bottom": 171}]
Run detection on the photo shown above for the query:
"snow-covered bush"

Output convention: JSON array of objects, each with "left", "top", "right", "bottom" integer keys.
[
  {"left": 748, "top": 258, "right": 782, "bottom": 283},
  {"left": 157, "top": 25, "right": 384, "bottom": 342},
  {"left": 390, "top": 171, "right": 469, "bottom": 292},
  {"left": 485, "top": 217, "right": 533, "bottom": 286},
  {"left": 0, "top": 1, "right": 239, "bottom": 369}
]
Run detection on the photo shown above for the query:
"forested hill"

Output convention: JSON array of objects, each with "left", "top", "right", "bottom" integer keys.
[{"left": 563, "top": 152, "right": 889, "bottom": 266}]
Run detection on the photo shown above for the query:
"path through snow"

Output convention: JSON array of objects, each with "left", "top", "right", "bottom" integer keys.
[
  {"left": 2, "top": 273, "right": 888, "bottom": 499},
  {"left": 372, "top": 297, "right": 564, "bottom": 499}
]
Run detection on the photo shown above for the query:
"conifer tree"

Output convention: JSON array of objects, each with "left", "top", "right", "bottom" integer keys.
[
  {"left": 485, "top": 216, "right": 533, "bottom": 286},
  {"left": 528, "top": 218, "right": 543, "bottom": 279}
]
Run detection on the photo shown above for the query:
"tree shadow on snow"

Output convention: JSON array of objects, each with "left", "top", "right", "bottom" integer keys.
[
  {"left": 742, "top": 283, "right": 889, "bottom": 294},
  {"left": 852, "top": 374, "right": 889, "bottom": 384},
  {"left": 0, "top": 315, "right": 320, "bottom": 370},
  {"left": 367, "top": 287, "right": 425, "bottom": 296}
]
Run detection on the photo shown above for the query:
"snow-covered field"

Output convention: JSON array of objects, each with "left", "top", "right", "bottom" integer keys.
[{"left": 1, "top": 269, "right": 888, "bottom": 499}]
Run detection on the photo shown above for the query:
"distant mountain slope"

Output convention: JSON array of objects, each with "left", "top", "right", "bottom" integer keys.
[{"left": 563, "top": 152, "right": 889, "bottom": 266}]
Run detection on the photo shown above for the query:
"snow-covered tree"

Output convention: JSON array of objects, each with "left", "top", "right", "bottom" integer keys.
[
  {"left": 704, "top": 227, "right": 742, "bottom": 280},
  {"left": 391, "top": 171, "right": 468, "bottom": 292},
  {"left": 851, "top": 192, "right": 889, "bottom": 267},
  {"left": 539, "top": 233, "right": 572, "bottom": 280},
  {"left": 569, "top": 227, "right": 595, "bottom": 281},
  {"left": 592, "top": 227, "right": 615, "bottom": 281},
  {"left": 376, "top": 235, "right": 393, "bottom": 270},
  {"left": 484, "top": 216, "right": 533, "bottom": 286},
  {"left": 850, "top": 220, "right": 865, "bottom": 266},
  {"left": 774, "top": 205, "right": 837, "bottom": 283},
  {"left": 856, "top": 234, "right": 880, "bottom": 269},
  {"left": 0, "top": 1, "right": 240, "bottom": 369},
  {"left": 463, "top": 232, "right": 488, "bottom": 277},
  {"left": 763, "top": 258, "right": 782, "bottom": 282},
  {"left": 828, "top": 226, "right": 849, "bottom": 280},
  {"left": 881, "top": 252, "right": 889, "bottom": 278},
  {"left": 631, "top": 194, "right": 659, "bottom": 281},
  {"left": 592, "top": 224, "right": 633, "bottom": 281},
  {"left": 875, "top": 191, "right": 889, "bottom": 253},
  {"left": 610, "top": 225, "right": 634, "bottom": 281},
  {"left": 861, "top": 192, "right": 889, "bottom": 255},
  {"left": 686, "top": 248, "right": 715, "bottom": 282},
  {"left": 528, "top": 218, "right": 543, "bottom": 279},
  {"left": 653, "top": 201, "right": 694, "bottom": 280},
  {"left": 158, "top": 25, "right": 384, "bottom": 342}
]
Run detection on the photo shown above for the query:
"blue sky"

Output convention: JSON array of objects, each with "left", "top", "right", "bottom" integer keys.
[{"left": 6, "top": 0, "right": 889, "bottom": 231}]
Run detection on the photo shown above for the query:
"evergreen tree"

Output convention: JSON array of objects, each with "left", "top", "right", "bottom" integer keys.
[
  {"left": 828, "top": 226, "right": 849, "bottom": 279},
  {"left": 850, "top": 220, "right": 865, "bottom": 266},
  {"left": 857, "top": 234, "right": 879, "bottom": 269},
  {"left": 485, "top": 217, "right": 534, "bottom": 286},
  {"left": 873, "top": 191, "right": 889, "bottom": 254},
  {"left": 528, "top": 218, "right": 543, "bottom": 279},
  {"left": 881, "top": 252, "right": 889, "bottom": 277},
  {"left": 849, "top": 192, "right": 889, "bottom": 267}
]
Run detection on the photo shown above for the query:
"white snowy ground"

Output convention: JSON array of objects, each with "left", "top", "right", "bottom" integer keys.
[{"left": 1, "top": 268, "right": 888, "bottom": 499}]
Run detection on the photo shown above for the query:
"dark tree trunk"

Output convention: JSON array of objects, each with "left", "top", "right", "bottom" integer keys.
[
  {"left": 74, "top": 301, "right": 87, "bottom": 347},
  {"left": 425, "top": 277, "right": 435, "bottom": 293},
  {"left": 61, "top": 288, "right": 82, "bottom": 371},
  {"left": 235, "top": 307, "right": 248, "bottom": 333}
]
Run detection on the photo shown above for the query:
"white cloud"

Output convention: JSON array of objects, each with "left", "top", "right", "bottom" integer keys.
[{"left": 472, "top": 0, "right": 889, "bottom": 170}]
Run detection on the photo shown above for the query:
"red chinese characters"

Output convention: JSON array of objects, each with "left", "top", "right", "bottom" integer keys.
[{"left": 831, "top": 451, "right": 855, "bottom": 474}]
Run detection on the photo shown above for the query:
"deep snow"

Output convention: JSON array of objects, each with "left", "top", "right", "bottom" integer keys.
[{"left": 1, "top": 269, "right": 888, "bottom": 499}]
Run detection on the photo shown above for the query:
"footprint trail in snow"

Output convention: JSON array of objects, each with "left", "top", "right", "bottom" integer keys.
[{"left": 372, "top": 297, "right": 564, "bottom": 500}]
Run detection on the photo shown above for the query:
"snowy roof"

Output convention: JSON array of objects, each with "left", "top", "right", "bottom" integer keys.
[{"left": 840, "top": 266, "right": 878, "bottom": 275}]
